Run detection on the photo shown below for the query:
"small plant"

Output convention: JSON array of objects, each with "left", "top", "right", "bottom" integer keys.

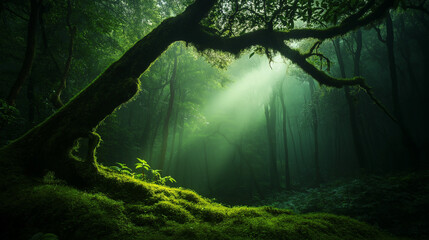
[
  {"left": 135, "top": 158, "right": 150, "bottom": 179},
  {"left": 29, "top": 232, "right": 59, "bottom": 240},
  {"left": 0, "top": 99, "right": 20, "bottom": 126},
  {"left": 42, "top": 171, "right": 65, "bottom": 185},
  {"left": 110, "top": 162, "right": 135, "bottom": 177},
  {"left": 110, "top": 158, "right": 176, "bottom": 185}
]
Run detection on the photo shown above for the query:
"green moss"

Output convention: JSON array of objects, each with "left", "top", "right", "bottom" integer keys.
[
  {"left": 152, "top": 201, "right": 194, "bottom": 223},
  {"left": 0, "top": 167, "right": 400, "bottom": 240}
]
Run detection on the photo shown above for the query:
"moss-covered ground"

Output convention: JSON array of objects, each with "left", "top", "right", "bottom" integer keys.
[
  {"left": 258, "top": 172, "right": 429, "bottom": 240},
  {"left": 0, "top": 163, "right": 401, "bottom": 240}
]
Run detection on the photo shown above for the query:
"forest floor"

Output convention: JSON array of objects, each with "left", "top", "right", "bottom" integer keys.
[
  {"left": 0, "top": 158, "right": 403, "bottom": 240},
  {"left": 256, "top": 171, "right": 429, "bottom": 240}
]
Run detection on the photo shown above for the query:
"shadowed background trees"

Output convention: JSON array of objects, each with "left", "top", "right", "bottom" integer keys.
[{"left": 0, "top": 0, "right": 427, "bottom": 205}]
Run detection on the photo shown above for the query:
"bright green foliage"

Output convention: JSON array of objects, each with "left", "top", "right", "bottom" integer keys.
[
  {"left": 0, "top": 165, "right": 399, "bottom": 240},
  {"left": 109, "top": 158, "right": 176, "bottom": 185}
]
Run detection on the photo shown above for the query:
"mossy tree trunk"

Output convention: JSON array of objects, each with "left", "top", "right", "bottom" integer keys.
[{"left": 1, "top": 0, "right": 216, "bottom": 186}]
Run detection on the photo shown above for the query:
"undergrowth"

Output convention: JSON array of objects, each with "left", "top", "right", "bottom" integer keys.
[
  {"left": 0, "top": 160, "right": 401, "bottom": 240},
  {"left": 258, "top": 172, "right": 429, "bottom": 240}
]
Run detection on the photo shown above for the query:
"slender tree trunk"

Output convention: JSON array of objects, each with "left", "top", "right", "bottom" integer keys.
[
  {"left": 397, "top": 15, "right": 420, "bottom": 91},
  {"left": 141, "top": 82, "right": 167, "bottom": 157},
  {"left": 174, "top": 113, "right": 185, "bottom": 182},
  {"left": 334, "top": 117, "right": 342, "bottom": 177},
  {"left": 51, "top": 0, "right": 75, "bottom": 109},
  {"left": 149, "top": 105, "right": 164, "bottom": 163},
  {"left": 278, "top": 81, "right": 291, "bottom": 190},
  {"left": 26, "top": 77, "right": 36, "bottom": 127},
  {"left": 203, "top": 140, "right": 213, "bottom": 195},
  {"left": 159, "top": 56, "right": 178, "bottom": 170},
  {"left": 333, "top": 33, "right": 367, "bottom": 172},
  {"left": 264, "top": 92, "right": 280, "bottom": 190},
  {"left": 217, "top": 131, "right": 264, "bottom": 198},
  {"left": 296, "top": 121, "right": 305, "bottom": 169},
  {"left": 287, "top": 115, "right": 299, "bottom": 177},
  {"left": 385, "top": 12, "right": 420, "bottom": 168},
  {"left": 164, "top": 108, "right": 179, "bottom": 174},
  {"left": 140, "top": 92, "right": 155, "bottom": 156},
  {"left": 7, "top": 0, "right": 42, "bottom": 106},
  {"left": 308, "top": 79, "right": 322, "bottom": 184}
]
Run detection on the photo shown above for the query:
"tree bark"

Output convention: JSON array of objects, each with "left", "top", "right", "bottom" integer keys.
[
  {"left": 164, "top": 108, "right": 179, "bottom": 174},
  {"left": 385, "top": 12, "right": 420, "bottom": 168},
  {"left": 278, "top": 81, "right": 291, "bottom": 190},
  {"left": 159, "top": 56, "right": 178, "bottom": 170},
  {"left": 51, "top": 0, "right": 76, "bottom": 109},
  {"left": 26, "top": 77, "right": 36, "bottom": 127},
  {"left": 174, "top": 113, "right": 185, "bottom": 182},
  {"left": 308, "top": 79, "right": 323, "bottom": 184},
  {"left": 1, "top": 0, "right": 215, "bottom": 185},
  {"left": 203, "top": 140, "right": 213, "bottom": 195},
  {"left": 265, "top": 92, "right": 280, "bottom": 190},
  {"left": 333, "top": 33, "right": 367, "bottom": 172},
  {"left": 7, "top": 0, "right": 42, "bottom": 106},
  {"left": 287, "top": 115, "right": 300, "bottom": 177}
]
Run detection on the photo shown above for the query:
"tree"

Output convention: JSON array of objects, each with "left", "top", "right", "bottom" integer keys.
[
  {"left": 6, "top": 0, "right": 42, "bottom": 107},
  {"left": 333, "top": 31, "right": 368, "bottom": 172},
  {"left": 264, "top": 89, "right": 280, "bottom": 190},
  {"left": 375, "top": 11, "right": 421, "bottom": 168},
  {"left": 159, "top": 53, "right": 178, "bottom": 170},
  {"left": 0, "top": 0, "right": 396, "bottom": 187},
  {"left": 307, "top": 78, "right": 323, "bottom": 183},
  {"left": 279, "top": 79, "right": 291, "bottom": 190}
]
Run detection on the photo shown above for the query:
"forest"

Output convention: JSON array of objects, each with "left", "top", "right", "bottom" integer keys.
[{"left": 0, "top": 0, "right": 428, "bottom": 239}]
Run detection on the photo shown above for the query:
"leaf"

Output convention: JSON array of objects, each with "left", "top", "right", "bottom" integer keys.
[
  {"left": 249, "top": 52, "right": 255, "bottom": 59},
  {"left": 167, "top": 176, "right": 176, "bottom": 183},
  {"left": 110, "top": 166, "right": 121, "bottom": 172},
  {"left": 137, "top": 158, "right": 147, "bottom": 164},
  {"left": 116, "top": 162, "right": 125, "bottom": 168}
]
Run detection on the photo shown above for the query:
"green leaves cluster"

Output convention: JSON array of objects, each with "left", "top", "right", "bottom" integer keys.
[
  {"left": 110, "top": 158, "right": 176, "bottom": 185},
  {"left": 203, "top": 0, "right": 373, "bottom": 37},
  {"left": 0, "top": 99, "right": 22, "bottom": 126}
]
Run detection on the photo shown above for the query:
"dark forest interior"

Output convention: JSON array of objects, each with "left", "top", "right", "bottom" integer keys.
[{"left": 0, "top": 0, "right": 428, "bottom": 239}]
